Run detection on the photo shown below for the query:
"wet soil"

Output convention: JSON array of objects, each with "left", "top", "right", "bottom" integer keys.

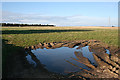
[{"left": 3, "top": 40, "right": 120, "bottom": 79}]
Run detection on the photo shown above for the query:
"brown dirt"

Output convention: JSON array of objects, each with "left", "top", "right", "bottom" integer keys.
[{"left": 3, "top": 40, "right": 120, "bottom": 79}]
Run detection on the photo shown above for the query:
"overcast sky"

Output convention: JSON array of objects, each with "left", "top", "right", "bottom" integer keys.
[{"left": 2, "top": 2, "right": 118, "bottom": 26}]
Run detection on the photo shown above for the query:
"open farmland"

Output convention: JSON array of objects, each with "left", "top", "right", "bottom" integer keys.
[
  {"left": 2, "top": 26, "right": 119, "bottom": 78},
  {"left": 2, "top": 26, "right": 118, "bottom": 47}
]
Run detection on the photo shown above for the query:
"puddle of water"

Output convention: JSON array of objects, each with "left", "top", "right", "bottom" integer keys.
[
  {"left": 78, "top": 46, "right": 96, "bottom": 65},
  {"left": 26, "top": 46, "right": 110, "bottom": 74},
  {"left": 106, "top": 49, "right": 110, "bottom": 54},
  {"left": 26, "top": 54, "right": 37, "bottom": 67}
]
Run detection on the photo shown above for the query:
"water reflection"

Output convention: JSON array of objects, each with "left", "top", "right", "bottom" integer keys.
[
  {"left": 26, "top": 54, "right": 37, "bottom": 67},
  {"left": 106, "top": 49, "right": 110, "bottom": 54},
  {"left": 26, "top": 46, "right": 110, "bottom": 74}
]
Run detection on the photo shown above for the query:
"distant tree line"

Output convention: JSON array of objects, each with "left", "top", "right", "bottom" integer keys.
[{"left": 1, "top": 23, "right": 55, "bottom": 27}]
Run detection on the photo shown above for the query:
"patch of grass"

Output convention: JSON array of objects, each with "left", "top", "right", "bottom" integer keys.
[{"left": 2, "top": 27, "right": 118, "bottom": 47}]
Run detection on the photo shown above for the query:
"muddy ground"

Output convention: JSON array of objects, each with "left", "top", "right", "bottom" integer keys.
[{"left": 2, "top": 40, "right": 120, "bottom": 79}]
